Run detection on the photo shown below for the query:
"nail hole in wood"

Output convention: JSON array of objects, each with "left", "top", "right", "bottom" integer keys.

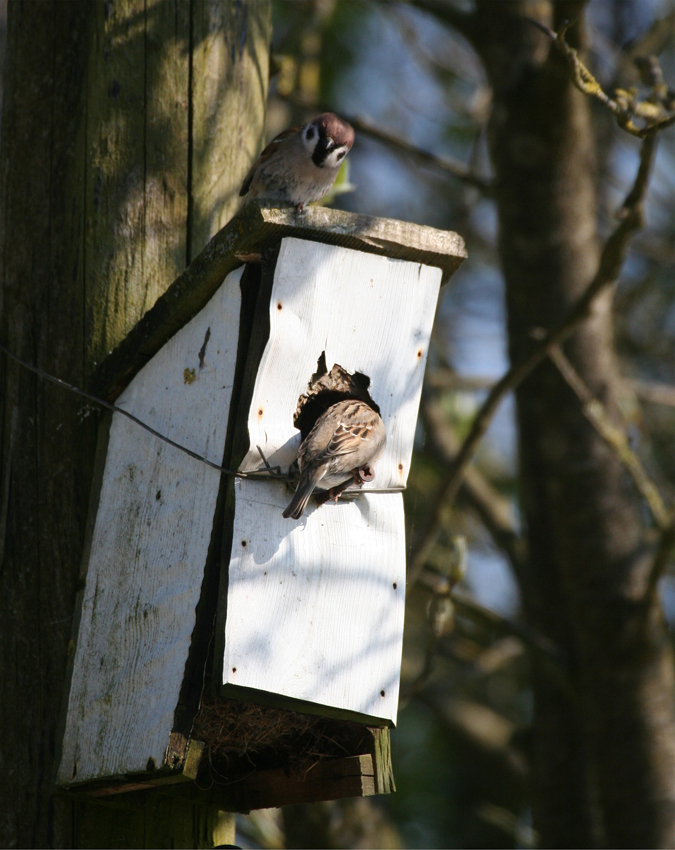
[
  {"left": 393, "top": 582, "right": 397, "bottom": 589},
  {"left": 241, "top": 540, "right": 247, "bottom": 547},
  {"left": 380, "top": 690, "right": 385, "bottom": 697},
  {"left": 277, "top": 302, "right": 283, "bottom": 310},
  {"left": 232, "top": 667, "right": 237, "bottom": 673}
]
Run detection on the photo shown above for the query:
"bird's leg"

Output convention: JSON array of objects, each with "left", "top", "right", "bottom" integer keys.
[{"left": 295, "top": 202, "right": 305, "bottom": 213}]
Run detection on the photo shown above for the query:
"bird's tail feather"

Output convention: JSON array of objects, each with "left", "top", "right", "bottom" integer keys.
[{"left": 282, "top": 469, "right": 324, "bottom": 519}]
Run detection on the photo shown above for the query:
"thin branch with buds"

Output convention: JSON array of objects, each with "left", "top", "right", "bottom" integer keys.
[{"left": 528, "top": 18, "right": 675, "bottom": 136}]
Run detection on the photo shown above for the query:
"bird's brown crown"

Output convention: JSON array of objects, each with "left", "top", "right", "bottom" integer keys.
[{"left": 315, "top": 113, "right": 355, "bottom": 149}]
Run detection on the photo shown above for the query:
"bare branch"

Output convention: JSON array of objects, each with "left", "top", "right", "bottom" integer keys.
[
  {"left": 279, "top": 92, "right": 491, "bottom": 191},
  {"left": 645, "top": 521, "right": 675, "bottom": 607},
  {"left": 549, "top": 344, "right": 672, "bottom": 532},
  {"left": 628, "top": 380, "right": 675, "bottom": 408},
  {"left": 616, "top": 11, "right": 675, "bottom": 88},
  {"left": 347, "top": 112, "right": 492, "bottom": 192},
  {"left": 427, "top": 367, "right": 675, "bottom": 409},
  {"left": 379, "top": 0, "right": 478, "bottom": 42},
  {"left": 408, "top": 132, "right": 658, "bottom": 586},
  {"left": 411, "top": 570, "right": 574, "bottom": 701},
  {"left": 425, "top": 370, "right": 495, "bottom": 392},
  {"left": 419, "top": 399, "right": 525, "bottom": 574}
]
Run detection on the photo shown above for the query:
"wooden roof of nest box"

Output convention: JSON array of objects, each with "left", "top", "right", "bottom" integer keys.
[{"left": 57, "top": 201, "right": 466, "bottom": 808}]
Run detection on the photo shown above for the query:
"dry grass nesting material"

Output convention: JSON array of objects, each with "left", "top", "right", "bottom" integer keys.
[{"left": 192, "top": 695, "right": 371, "bottom": 775}]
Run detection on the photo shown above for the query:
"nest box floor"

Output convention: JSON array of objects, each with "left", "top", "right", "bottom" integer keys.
[{"left": 192, "top": 695, "right": 375, "bottom": 785}]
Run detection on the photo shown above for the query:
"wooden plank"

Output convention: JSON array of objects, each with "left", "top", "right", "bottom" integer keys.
[
  {"left": 238, "top": 237, "right": 442, "bottom": 490},
  {"left": 58, "top": 269, "right": 242, "bottom": 787},
  {"left": 89, "top": 202, "right": 466, "bottom": 402},
  {"left": 253, "top": 204, "right": 467, "bottom": 279},
  {"left": 222, "top": 480, "right": 406, "bottom": 724},
  {"left": 228, "top": 754, "right": 377, "bottom": 810}
]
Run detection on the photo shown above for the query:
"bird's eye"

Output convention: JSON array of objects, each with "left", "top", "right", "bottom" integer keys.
[{"left": 305, "top": 126, "right": 316, "bottom": 141}]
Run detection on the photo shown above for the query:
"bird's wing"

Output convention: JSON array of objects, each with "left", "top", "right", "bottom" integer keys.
[
  {"left": 317, "top": 409, "right": 380, "bottom": 463},
  {"left": 239, "top": 125, "right": 303, "bottom": 196}
]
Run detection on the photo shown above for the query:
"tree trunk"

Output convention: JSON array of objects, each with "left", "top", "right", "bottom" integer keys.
[
  {"left": 470, "top": 1, "right": 675, "bottom": 846},
  {"left": 0, "top": 1, "right": 270, "bottom": 847}
]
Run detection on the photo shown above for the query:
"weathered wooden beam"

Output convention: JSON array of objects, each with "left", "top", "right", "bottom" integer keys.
[
  {"left": 229, "top": 754, "right": 377, "bottom": 810},
  {"left": 89, "top": 201, "right": 466, "bottom": 402}
]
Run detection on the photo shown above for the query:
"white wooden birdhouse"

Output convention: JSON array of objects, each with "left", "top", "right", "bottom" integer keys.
[{"left": 57, "top": 202, "right": 466, "bottom": 809}]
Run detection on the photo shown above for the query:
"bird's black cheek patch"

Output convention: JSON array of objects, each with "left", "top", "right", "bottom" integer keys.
[
  {"left": 292, "top": 351, "right": 381, "bottom": 441},
  {"left": 311, "top": 139, "right": 330, "bottom": 167}
]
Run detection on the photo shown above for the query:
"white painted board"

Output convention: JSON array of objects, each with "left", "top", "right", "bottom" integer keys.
[
  {"left": 223, "top": 478, "right": 406, "bottom": 724},
  {"left": 239, "top": 238, "right": 442, "bottom": 491},
  {"left": 222, "top": 239, "right": 440, "bottom": 724},
  {"left": 58, "top": 268, "right": 242, "bottom": 786}
]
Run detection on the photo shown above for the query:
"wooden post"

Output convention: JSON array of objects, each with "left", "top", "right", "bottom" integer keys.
[{"left": 0, "top": 1, "right": 270, "bottom": 847}]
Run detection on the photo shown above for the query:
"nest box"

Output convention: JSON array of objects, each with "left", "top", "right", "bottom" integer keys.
[{"left": 57, "top": 202, "right": 466, "bottom": 810}]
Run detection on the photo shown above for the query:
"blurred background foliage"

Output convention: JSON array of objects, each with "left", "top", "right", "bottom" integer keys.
[{"left": 234, "top": 0, "right": 675, "bottom": 846}]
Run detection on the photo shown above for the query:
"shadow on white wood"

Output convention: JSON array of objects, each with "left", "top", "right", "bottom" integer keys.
[
  {"left": 223, "top": 478, "right": 406, "bottom": 724},
  {"left": 58, "top": 268, "right": 242, "bottom": 785},
  {"left": 239, "top": 238, "right": 442, "bottom": 491}
]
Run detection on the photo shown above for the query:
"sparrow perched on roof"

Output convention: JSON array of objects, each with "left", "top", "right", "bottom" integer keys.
[
  {"left": 282, "top": 399, "right": 386, "bottom": 520},
  {"left": 239, "top": 113, "right": 355, "bottom": 211}
]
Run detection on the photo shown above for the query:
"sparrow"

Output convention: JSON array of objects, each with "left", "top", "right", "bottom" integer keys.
[
  {"left": 282, "top": 399, "right": 386, "bottom": 520},
  {"left": 239, "top": 113, "right": 355, "bottom": 211}
]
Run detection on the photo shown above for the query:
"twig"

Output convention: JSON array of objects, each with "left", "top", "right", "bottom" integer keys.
[
  {"left": 528, "top": 18, "right": 675, "bottom": 136},
  {"left": 645, "top": 521, "right": 675, "bottom": 607},
  {"left": 395, "top": 0, "right": 478, "bottom": 43},
  {"left": 348, "top": 113, "right": 492, "bottom": 192},
  {"left": 425, "top": 370, "right": 495, "bottom": 392},
  {"left": 0, "top": 342, "right": 289, "bottom": 482},
  {"left": 628, "top": 380, "right": 675, "bottom": 408},
  {"left": 548, "top": 344, "right": 672, "bottom": 532},
  {"left": 410, "top": 570, "right": 573, "bottom": 699},
  {"left": 427, "top": 367, "right": 675, "bottom": 408},
  {"left": 408, "top": 132, "right": 658, "bottom": 586},
  {"left": 615, "top": 12, "right": 675, "bottom": 88}
]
